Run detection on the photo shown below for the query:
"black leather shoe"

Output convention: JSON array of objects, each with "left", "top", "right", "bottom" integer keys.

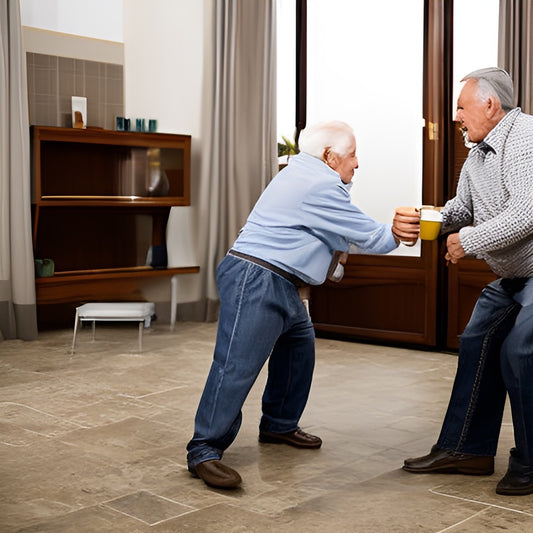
[
  {"left": 496, "top": 471, "right": 533, "bottom": 495},
  {"left": 403, "top": 445, "right": 494, "bottom": 475},
  {"left": 188, "top": 459, "right": 242, "bottom": 489},
  {"left": 259, "top": 428, "right": 322, "bottom": 449}
]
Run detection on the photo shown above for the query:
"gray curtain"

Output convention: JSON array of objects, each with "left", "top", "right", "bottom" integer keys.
[
  {"left": 186, "top": 0, "right": 278, "bottom": 321},
  {"left": 499, "top": 0, "right": 533, "bottom": 113},
  {"left": 0, "top": 0, "right": 38, "bottom": 340}
]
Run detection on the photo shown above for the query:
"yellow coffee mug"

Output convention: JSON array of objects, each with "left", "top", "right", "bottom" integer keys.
[{"left": 419, "top": 206, "right": 443, "bottom": 240}]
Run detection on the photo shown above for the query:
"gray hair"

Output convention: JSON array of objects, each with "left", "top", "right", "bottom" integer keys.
[
  {"left": 462, "top": 67, "right": 515, "bottom": 112},
  {"left": 298, "top": 121, "right": 355, "bottom": 159}
]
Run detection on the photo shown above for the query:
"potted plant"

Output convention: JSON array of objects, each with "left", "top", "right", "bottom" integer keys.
[{"left": 277, "top": 133, "right": 299, "bottom": 168}]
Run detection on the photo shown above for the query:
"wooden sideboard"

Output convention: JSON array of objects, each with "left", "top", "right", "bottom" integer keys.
[{"left": 31, "top": 126, "right": 199, "bottom": 327}]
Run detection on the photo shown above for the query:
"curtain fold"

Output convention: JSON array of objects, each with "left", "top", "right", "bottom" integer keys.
[
  {"left": 184, "top": 0, "right": 277, "bottom": 321},
  {"left": 0, "top": 0, "right": 38, "bottom": 340},
  {"left": 498, "top": 0, "right": 533, "bottom": 114}
]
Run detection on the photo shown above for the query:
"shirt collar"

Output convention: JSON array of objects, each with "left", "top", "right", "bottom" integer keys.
[{"left": 296, "top": 151, "right": 342, "bottom": 179}]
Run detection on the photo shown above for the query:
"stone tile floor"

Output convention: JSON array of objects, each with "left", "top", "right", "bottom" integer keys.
[{"left": 1, "top": 321, "right": 532, "bottom": 532}]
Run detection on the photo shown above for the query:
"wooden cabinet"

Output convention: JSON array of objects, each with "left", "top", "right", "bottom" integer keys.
[{"left": 31, "top": 126, "right": 199, "bottom": 326}]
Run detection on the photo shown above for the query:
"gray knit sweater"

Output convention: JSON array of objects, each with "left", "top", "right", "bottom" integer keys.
[{"left": 441, "top": 108, "right": 533, "bottom": 278}]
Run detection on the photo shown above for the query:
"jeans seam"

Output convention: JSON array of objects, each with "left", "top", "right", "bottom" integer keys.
[
  {"left": 275, "top": 341, "right": 293, "bottom": 424},
  {"left": 206, "top": 262, "right": 251, "bottom": 433},
  {"left": 456, "top": 303, "right": 520, "bottom": 451}
]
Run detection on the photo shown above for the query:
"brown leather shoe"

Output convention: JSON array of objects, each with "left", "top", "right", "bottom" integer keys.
[
  {"left": 259, "top": 428, "right": 322, "bottom": 449},
  {"left": 403, "top": 445, "right": 494, "bottom": 475},
  {"left": 496, "top": 471, "right": 533, "bottom": 495},
  {"left": 188, "top": 459, "right": 242, "bottom": 489}
]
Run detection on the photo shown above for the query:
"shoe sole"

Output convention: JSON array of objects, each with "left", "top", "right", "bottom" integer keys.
[
  {"left": 259, "top": 433, "right": 322, "bottom": 449},
  {"left": 496, "top": 485, "right": 533, "bottom": 496},
  {"left": 402, "top": 464, "right": 494, "bottom": 476}
]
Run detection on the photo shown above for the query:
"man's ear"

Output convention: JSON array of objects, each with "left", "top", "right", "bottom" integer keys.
[
  {"left": 485, "top": 96, "right": 501, "bottom": 119},
  {"left": 325, "top": 150, "right": 338, "bottom": 170}
]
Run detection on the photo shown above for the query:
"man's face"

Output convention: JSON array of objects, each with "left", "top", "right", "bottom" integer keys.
[
  {"left": 454, "top": 79, "right": 494, "bottom": 144},
  {"left": 328, "top": 137, "right": 359, "bottom": 184}
]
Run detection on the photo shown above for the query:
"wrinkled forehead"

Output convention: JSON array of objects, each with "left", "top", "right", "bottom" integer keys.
[{"left": 457, "top": 79, "right": 478, "bottom": 104}]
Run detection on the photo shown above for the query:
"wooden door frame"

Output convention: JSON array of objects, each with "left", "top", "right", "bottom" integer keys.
[{"left": 424, "top": 0, "right": 454, "bottom": 347}]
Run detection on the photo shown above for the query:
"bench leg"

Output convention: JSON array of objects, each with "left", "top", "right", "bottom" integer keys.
[
  {"left": 91, "top": 320, "right": 96, "bottom": 342},
  {"left": 170, "top": 275, "right": 178, "bottom": 330},
  {"left": 71, "top": 309, "right": 80, "bottom": 355},
  {"left": 138, "top": 321, "right": 143, "bottom": 352}
]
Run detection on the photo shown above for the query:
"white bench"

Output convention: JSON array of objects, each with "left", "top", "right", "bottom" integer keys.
[{"left": 71, "top": 302, "right": 155, "bottom": 354}]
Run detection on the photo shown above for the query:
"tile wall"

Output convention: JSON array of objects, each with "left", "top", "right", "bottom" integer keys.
[{"left": 26, "top": 52, "right": 123, "bottom": 130}]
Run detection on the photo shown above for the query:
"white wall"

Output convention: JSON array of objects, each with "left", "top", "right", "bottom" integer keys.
[
  {"left": 122, "top": 0, "right": 204, "bottom": 138},
  {"left": 20, "top": 0, "right": 123, "bottom": 42}
]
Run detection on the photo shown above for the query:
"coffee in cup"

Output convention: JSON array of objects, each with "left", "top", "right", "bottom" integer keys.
[{"left": 419, "top": 206, "right": 443, "bottom": 240}]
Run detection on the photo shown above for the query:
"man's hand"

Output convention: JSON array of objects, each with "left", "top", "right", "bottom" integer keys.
[
  {"left": 392, "top": 206, "right": 420, "bottom": 246},
  {"left": 445, "top": 233, "right": 465, "bottom": 264}
]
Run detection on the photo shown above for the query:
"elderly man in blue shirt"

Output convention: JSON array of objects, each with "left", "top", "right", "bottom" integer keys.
[{"left": 187, "top": 120, "right": 419, "bottom": 489}]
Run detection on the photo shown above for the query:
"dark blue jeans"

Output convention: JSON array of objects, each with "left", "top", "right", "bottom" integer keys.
[
  {"left": 437, "top": 278, "right": 533, "bottom": 474},
  {"left": 187, "top": 254, "right": 315, "bottom": 468}
]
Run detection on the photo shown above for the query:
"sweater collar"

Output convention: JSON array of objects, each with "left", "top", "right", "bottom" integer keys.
[{"left": 477, "top": 107, "right": 521, "bottom": 156}]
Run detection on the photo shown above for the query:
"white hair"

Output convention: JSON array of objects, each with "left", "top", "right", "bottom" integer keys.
[
  {"left": 462, "top": 67, "right": 515, "bottom": 112},
  {"left": 476, "top": 78, "right": 503, "bottom": 105},
  {"left": 298, "top": 121, "right": 355, "bottom": 159}
]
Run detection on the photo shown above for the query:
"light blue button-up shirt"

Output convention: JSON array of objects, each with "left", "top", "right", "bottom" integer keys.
[{"left": 232, "top": 152, "right": 397, "bottom": 285}]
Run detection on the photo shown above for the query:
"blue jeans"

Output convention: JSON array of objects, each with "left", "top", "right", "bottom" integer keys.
[
  {"left": 437, "top": 278, "right": 533, "bottom": 474},
  {"left": 186, "top": 254, "right": 315, "bottom": 468}
]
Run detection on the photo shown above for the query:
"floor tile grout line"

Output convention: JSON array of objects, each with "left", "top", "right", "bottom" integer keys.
[
  {"left": 149, "top": 508, "right": 200, "bottom": 527},
  {"left": 434, "top": 508, "right": 489, "bottom": 533},
  {"left": 100, "top": 504, "right": 153, "bottom": 526},
  {"left": 0, "top": 401, "right": 89, "bottom": 428},
  {"left": 0, "top": 440, "right": 32, "bottom": 447},
  {"left": 101, "top": 490, "right": 205, "bottom": 527},
  {"left": 118, "top": 385, "right": 190, "bottom": 400},
  {"left": 429, "top": 487, "right": 533, "bottom": 518}
]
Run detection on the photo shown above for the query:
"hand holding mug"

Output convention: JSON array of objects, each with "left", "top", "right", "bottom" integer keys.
[{"left": 392, "top": 206, "right": 420, "bottom": 246}]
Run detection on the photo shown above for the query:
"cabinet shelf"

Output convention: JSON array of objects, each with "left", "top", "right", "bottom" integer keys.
[
  {"left": 39, "top": 196, "right": 182, "bottom": 207},
  {"left": 31, "top": 126, "right": 196, "bottom": 320},
  {"left": 35, "top": 266, "right": 200, "bottom": 305},
  {"left": 41, "top": 266, "right": 200, "bottom": 279},
  {"left": 32, "top": 126, "right": 190, "bottom": 205}
]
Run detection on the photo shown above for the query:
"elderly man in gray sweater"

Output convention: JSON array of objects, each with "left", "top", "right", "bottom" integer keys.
[{"left": 403, "top": 67, "right": 533, "bottom": 496}]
